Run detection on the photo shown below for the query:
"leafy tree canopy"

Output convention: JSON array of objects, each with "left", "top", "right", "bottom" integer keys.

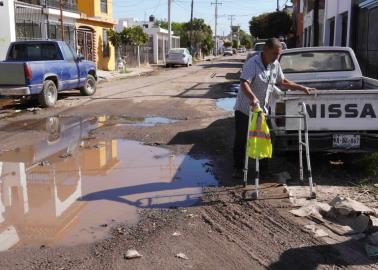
[{"left": 249, "top": 11, "right": 292, "bottom": 39}]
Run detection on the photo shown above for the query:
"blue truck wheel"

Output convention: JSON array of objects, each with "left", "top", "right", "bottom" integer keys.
[
  {"left": 80, "top": 75, "right": 96, "bottom": 96},
  {"left": 38, "top": 80, "right": 58, "bottom": 107}
]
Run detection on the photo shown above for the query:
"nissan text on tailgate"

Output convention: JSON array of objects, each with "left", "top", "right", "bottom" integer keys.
[
  {"left": 0, "top": 40, "right": 97, "bottom": 107},
  {"left": 269, "top": 47, "right": 378, "bottom": 152}
]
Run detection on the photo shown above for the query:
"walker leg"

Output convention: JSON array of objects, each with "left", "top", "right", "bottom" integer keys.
[
  {"left": 255, "top": 158, "right": 260, "bottom": 198},
  {"left": 302, "top": 102, "right": 316, "bottom": 199},
  {"left": 243, "top": 110, "right": 253, "bottom": 188},
  {"left": 299, "top": 117, "right": 304, "bottom": 182}
]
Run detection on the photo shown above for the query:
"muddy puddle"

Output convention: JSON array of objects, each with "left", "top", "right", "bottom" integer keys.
[
  {"left": 216, "top": 84, "right": 238, "bottom": 112},
  {"left": 216, "top": 84, "right": 240, "bottom": 112},
  {"left": 0, "top": 116, "right": 217, "bottom": 251},
  {"left": 216, "top": 97, "right": 236, "bottom": 112},
  {"left": 98, "top": 115, "right": 178, "bottom": 127}
]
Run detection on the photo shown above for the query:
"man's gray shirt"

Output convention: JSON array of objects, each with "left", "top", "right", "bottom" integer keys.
[{"left": 234, "top": 53, "right": 285, "bottom": 116}]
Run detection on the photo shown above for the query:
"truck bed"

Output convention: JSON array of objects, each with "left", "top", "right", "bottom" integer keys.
[{"left": 293, "top": 77, "right": 378, "bottom": 91}]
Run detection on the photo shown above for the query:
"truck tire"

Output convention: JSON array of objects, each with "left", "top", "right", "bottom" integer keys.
[
  {"left": 80, "top": 74, "right": 96, "bottom": 96},
  {"left": 38, "top": 80, "right": 58, "bottom": 108}
]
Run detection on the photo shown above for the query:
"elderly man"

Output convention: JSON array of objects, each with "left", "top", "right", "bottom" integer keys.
[{"left": 233, "top": 38, "right": 315, "bottom": 179}]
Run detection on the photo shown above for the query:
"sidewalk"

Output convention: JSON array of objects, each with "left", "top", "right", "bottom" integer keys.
[
  {"left": 97, "top": 55, "right": 220, "bottom": 83},
  {"left": 97, "top": 66, "right": 154, "bottom": 83}
]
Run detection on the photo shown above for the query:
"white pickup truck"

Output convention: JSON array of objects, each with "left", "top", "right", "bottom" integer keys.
[{"left": 269, "top": 47, "right": 378, "bottom": 152}]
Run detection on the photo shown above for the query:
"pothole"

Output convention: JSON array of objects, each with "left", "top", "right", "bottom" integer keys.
[
  {"left": 0, "top": 118, "right": 217, "bottom": 250},
  {"left": 99, "top": 115, "right": 179, "bottom": 127},
  {"left": 216, "top": 84, "right": 238, "bottom": 112}
]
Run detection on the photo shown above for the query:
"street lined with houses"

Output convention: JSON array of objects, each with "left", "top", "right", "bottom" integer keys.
[
  {"left": 0, "top": 53, "right": 376, "bottom": 269},
  {"left": 0, "top": 0, "right": 378, "bottom": 269}
]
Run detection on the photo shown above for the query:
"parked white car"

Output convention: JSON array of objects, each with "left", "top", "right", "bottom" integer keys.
[
  {"left": 223, "top": 47, "right": 233, "bottom": 56},
  {"left": 166, "top": 48, "right": 193, "bottom": 67}
]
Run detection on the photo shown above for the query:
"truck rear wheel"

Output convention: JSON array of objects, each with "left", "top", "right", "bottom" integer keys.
[
  {"left": 38, "top": 80, "right": 58, "bottom": 108},
  {"left": 80, "top": 75, "right": 96, "bottom": 96}
]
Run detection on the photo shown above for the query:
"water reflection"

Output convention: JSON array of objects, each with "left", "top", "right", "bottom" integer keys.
[{"left": 0, "top": 116, "right": 217, "bottom": 250}]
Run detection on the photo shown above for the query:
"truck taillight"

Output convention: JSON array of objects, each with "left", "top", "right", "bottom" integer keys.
[
  {"left": 24, "top": 63, "right": 32, "bottom": 81},
  {"left": 275, "top": 102, "right": 286, "bottom": 127}
]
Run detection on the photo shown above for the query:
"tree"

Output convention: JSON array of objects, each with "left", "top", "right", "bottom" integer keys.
[
  {"left": 184, "top": 18, "right": 213, "bottom": 57},
  {"left": 125, "top": 26, "right": 148, "bottom": 68},
  {"left": 232, "top": 40, "right": 238, "bottom": 48},
  {"left": 249, "top": 11, "right": 292, "bottom": 39},
  {"left": 108, "top": 26, "right": 148, "bottom": 68},
  {"left": 108, "top": 29, "right": 122, "bottom": 58},
  {"left": 155, "top": 18, "right": 213, "bottom": 57},
  {"left": 239, "top": 30, "right": 253, "bottom": 49},
  {"left": 223, "top": 41, "right": 232, "bottom": 47}
]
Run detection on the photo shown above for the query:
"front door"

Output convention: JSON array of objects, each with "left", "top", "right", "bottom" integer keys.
[{"left": 77, "top": 28, "right": 94, "bottom": 62}]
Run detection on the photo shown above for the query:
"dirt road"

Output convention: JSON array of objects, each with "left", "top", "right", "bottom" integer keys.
[{"left": 0, "top": 55, "right": 377, "bottom": 269}]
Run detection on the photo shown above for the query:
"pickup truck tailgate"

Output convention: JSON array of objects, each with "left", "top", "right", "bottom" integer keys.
[
  {"left": 284, "top": 90, "right": 378, "bottom": 131},
  {"left": 0, "top": 63, "right": 26, "bottom": 85}
]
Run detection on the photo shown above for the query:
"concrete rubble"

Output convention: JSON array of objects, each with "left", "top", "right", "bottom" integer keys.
[{"left": 290, "top": 195, "right": 378, "bottom": 257}]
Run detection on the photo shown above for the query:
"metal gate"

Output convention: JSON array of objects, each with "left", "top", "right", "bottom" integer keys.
[
  {"left": 77, "top": 28, "right": 94, "bottom": 62},
  {"left": 355, "top": 5, "right": 378, "bottom": 79}
]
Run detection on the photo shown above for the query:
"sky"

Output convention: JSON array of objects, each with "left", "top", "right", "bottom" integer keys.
[{"left": 112, "top": 0, "right": 288, "bottom": 36}]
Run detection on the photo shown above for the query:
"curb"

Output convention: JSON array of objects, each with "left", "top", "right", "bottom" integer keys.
[{"left": 97, "top": 69, "right": 155, "bottom": 85}]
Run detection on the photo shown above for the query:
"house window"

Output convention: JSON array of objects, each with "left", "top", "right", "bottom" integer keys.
[
  {"left": 47, "top": 23, "right": 75, "bottom": 47},
  {"left": 103, "top": 28, "right": 110, "bottom": 57},
  {"left": 329, "top": 17, "right": 335, "bottom": 46},
  {"left": 100, "top": 0, "right": 108, "bottom": 13},
  {"left": 16, "top": 21, "right": 42, "bottom": 40}
]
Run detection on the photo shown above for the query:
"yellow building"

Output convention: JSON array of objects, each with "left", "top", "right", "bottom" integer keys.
[{"left": 76, "top": 0, "right": 116, "bottom": 71}]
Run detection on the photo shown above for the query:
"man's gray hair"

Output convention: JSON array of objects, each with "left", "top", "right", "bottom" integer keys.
[{"left": 264, "top": 38, "right": 282, "bottom": 50}]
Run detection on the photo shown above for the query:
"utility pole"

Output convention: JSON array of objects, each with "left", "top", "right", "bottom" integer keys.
[
  {"left": 228, "top": 15, "right": 235, "bottom": 42},
  {"left": 168, "top": 0, "right": 172, "bottom": 51},
  {"left": 237, "top": 25, "right": 240, "bottom": 47},
  {"left": 60, "top": 0, "right": 64, "bottom": 41},
  {"left": 276, "top": 0, "right": 279, "bottom": 11},
  {"left": 211, "top": 0, "right": 222, "bottom": 55},
  {"left": 189, "top": 0, "right": 194, "bottom": 52}
]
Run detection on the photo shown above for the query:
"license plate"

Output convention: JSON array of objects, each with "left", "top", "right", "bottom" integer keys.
[{"left": 333, "top": 134, "right": 360, "bottom": 149}]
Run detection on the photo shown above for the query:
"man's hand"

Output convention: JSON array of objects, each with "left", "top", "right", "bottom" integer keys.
[
  {"left": 303, "top": 87, "right": 317, "bottom": 95},
  {"left": 250, "top": 97, "right": 260, "bottom": 108}
]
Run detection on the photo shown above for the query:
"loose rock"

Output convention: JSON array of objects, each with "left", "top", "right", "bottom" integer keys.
[{"left": 125, "top": 249, "right": 142, "bottom": 259}]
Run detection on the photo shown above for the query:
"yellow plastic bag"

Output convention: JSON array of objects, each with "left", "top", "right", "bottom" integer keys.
[{"left": 248, "top": 107, "right": 272, "bottom": 159}]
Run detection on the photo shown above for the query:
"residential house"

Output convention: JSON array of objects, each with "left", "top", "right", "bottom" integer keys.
[
  {"left": 302, "top": 0, "right": 325, "bottom": 47},
  {"left": 0, "top": 0, "right": 80, "bottom": 60},
  {"left": 77, "top": 0, "right": 117, "bottom": 71},
  {"left": 354, "top": 0, "right": 378, "bottom": 79},
  {"left": 116, "top": 16, "right": 180, "bottom": 65},
  {"left": 322, "top": 0, "right": 360, "bottom": 47},
  {"left": 291, "top": 0, "right": 305, "bottom": 47}
]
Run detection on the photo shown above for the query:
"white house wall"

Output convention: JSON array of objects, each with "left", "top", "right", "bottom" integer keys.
[
  {"left": 323, "top": 0, "right": 352, "bottom": 46},
  {"left": 0, "top": 0, "right": 16, "bottom": 60}
]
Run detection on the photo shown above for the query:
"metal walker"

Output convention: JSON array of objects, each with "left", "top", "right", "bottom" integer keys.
[{"left": 243, "top": 102, "right": 316, "bottom": 200}]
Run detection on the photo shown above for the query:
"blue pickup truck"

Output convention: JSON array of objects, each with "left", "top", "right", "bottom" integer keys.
[{"left": 0, "top": 40, "right": 97, "bottom": 107}]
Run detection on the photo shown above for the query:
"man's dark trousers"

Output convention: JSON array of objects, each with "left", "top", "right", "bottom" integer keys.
[{"left": 233, "top": 110, "right": 249, "bottom": 170}]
